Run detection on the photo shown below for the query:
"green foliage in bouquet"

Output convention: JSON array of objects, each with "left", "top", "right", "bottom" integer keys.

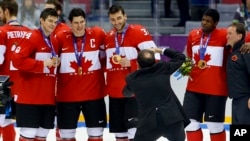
[{"left": 178, "top": 58, "right": 194, "bottom": 76}]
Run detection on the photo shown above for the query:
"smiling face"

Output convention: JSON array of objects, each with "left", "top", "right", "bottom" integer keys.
[
  {"left": 40, "top": 15, "right": 58, "bottom": 36},
  {"left": 109, "top": 10, "right": 127, "bottom": 33},
  {"left": 70, "top": 16, "right": 86, "bottom": 37},
  {"left": 226, "top": 25, "right": 242, "bottom": 47}
]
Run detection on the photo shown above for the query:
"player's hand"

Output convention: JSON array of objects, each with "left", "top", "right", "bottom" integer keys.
[
  {"left": 52, "top": 57, "right": 60, "bottom": 67},
  {"left": 240, "top": 43, "right": 250, "bottom": 54},
  {"left": 44, "top": 59, "right": 54, "bottom": 68},
  {"left": 119, "top": 58, "right": 130, "bottom": 67}
]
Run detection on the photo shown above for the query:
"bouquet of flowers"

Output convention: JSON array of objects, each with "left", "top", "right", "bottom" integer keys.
[{"left": 173, "top": 58, "right": 194, "bottom": 80}]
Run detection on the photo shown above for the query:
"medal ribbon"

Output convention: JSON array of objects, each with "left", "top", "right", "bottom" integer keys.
[
  {"left": 199, "top": 33, "right": 211, "bottom": 60},
  {"left": 39, "top": 27, "right": 57, "bottom": 57},
  {"left": 114, "top": 23, "right": 129, "bottom": 55},
  {"left": 73, "top": 34, "right": 86, "bottom": 67}
]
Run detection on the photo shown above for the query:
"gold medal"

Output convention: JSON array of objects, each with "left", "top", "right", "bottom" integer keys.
[
  {"left": 78, "top": 67, "right": 83, "bottom": 75},
  {"left": 198, "top": 60, "right": 207, "bottom": 69},
  {"left": 112, "top": 55, "right": 121, "bottom": 64}
]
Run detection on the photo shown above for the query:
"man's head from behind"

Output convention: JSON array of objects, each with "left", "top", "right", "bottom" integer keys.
[{"left": 137, "top": 49, "right": 155, "bottom": 69}]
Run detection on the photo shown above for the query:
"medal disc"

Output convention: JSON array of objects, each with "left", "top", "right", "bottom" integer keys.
[
  {"left": 78, "top": 67, "right": 83, "bottom": 75},
  {"left": 198, "top": 60, "right": 207, "bottom": 69},
  {"left": 112, "top": 55, "right": 121, "bottom": 64}
]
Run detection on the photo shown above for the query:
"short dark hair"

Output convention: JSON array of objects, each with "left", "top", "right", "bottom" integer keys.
[
  {"left": 40, "top": 8, "right": 58, "bottom": 20},
  {"left": 137, "top": 49, "right": 155, "bottom": 68},
  {"left": 108, "top": 4, "right": 125, "bottom": 16},
  {"left": 203, "top": 9, "right": 220, "bottom": 22},
  {"left": 230, "top": 22, "right": 246, "bottom": 41},
  {"left": 68, "top": 8, "right": 86, "bottom": 22},
  {"left": 0, "top": 2, "right": 4, "bottom": 10},
  {"left": 2, "top": 0, "right": 18, "bottom": 17},
  {"left": 46, "top": 0, "right": 62, "bottom": 11}
]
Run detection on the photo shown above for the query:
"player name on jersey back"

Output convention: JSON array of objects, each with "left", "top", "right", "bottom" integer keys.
[{"left": 7, "top": 31, "right": 31, "bottom": 39}]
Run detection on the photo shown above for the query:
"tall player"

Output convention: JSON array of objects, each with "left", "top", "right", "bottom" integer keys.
[
  {"left": 12, "top": 8, "right": 60, "bottom": 141},
  {"left": 104, "top": 4, "right": 160, "bottom": 141},
  {"left": 54, "top": 8, "right": 107, "bottom": 141},
  {"left": 0, "top": 1, "right": 31, "bottom": 141},
  {"left": 44, "top": 0, "right": 70, "bottom": 139}
]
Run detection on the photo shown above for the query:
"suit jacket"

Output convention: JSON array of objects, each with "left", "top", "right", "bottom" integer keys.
[{"left": 123, "top": 48, "right": 190, "bottom": 135}]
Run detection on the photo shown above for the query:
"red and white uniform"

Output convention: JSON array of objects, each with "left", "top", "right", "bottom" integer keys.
[
  {"left": 55, "top": 26, "right": 106, "bottom": 102},
  {"left": 245, "top": 32, "right": 250, "bottom": 42},
  {"left": 0, "top": 25, "right": 31, "bottom": 95},
  {"left": 186, "top": 28, "right": 228, "bottom": 96},
  {"left": 104, "top": 24, "right": 160, "bottom": 98},
  {"left": 12, "top": 29, "right": 58, "bottom": 105},
  {"left": 52, "top": 22, "right": 70, "bottom": 36}
]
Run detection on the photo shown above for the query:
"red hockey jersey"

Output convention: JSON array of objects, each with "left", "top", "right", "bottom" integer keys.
[
  {"left": 104, "top": 24, "right": 160, "bottom": 98},
  {"left": 186, "top": 28, "right": 229, "bottom": 96},
  {"left": 52, "top": 22, "right": 70, "bottom": 36},
  {"left": 0, "top": 24, "right": 31, "bottom": 96},
  {"left": 12, "top": 29, "right": 58, "bottom": 104},
  {"left": 55, "top": 26, "right": 106, "bottom": 102}
]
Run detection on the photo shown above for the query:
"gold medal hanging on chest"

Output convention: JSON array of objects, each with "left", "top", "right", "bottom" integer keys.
[
  {"left": 197, "top": 60, "right": 207, "bottom": 69},
  {"left": 78, "top": 66, "right": 83, "bottom": 75},
  {"left": 112, "top": 55, "right": 122, "bottom": 64}
]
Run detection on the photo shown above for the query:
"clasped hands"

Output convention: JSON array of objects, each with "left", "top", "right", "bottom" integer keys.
[{"left": 44, "top": 57, "right": 60, "bottom": 68}]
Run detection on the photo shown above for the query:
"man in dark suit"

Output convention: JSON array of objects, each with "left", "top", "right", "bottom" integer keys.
[{"left": 123, "top": 47, "right": 190, "bottom": 141}]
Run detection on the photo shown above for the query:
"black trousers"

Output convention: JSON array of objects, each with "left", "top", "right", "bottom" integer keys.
[{"left": 134, "top": 113, "right": 185, "bottom": 141}]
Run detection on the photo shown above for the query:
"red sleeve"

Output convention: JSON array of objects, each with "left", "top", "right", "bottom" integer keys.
[
  {"left": 134, "top": 25, "right": 153, "bottom": 43},
  {"left": 12, "top": 33, "right": 44, "bottom": 72},
  {"left": 94, "top": 26, "right": 107, "bottom": 72},
  {"left": 245, "top": 32, "right": 250, "bottom": 42},
  {"left": 186, "top": 32, "right": 193, "bottom": 58}
]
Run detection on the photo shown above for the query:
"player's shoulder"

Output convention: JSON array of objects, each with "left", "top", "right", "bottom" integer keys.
[
  {"left": 54, "top": 29, "right": 71, "bottom": 37},
  {"left": 19, "top": 25, "right": 31, "bottom": 31},
  {"left": 129, "top": 24, "right": 146, "bottom": 31},
  {"left": 57, "top": 22, "right": 70, "bottom": 30},
  {"left": 106, "top": 28, "right": 116, "bottom": 36},
  {"left": 213, "top": 28, "right": 227, "bottom": 35},
  {"left": 86, "top": 26, "right": 106, "bottom": 34},
  {"left": 189, "top": 28, "right": 202, "bottom": 35}
]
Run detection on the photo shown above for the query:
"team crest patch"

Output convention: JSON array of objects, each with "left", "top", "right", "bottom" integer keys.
[
  {"left": 15, "top": 46, "right": 21, "bottom": 53},
  {"left": 231, "top": 55, "right": 238, "bottom": 61}
]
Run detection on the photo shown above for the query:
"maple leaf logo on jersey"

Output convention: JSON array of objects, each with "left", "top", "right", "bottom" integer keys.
[
  {"left": 193, "top": 51, "right": 211, "bottom": 66},
  {"left": 109, "top": 53, "right": 125, "bottom": 67},
  {"left": 70, "top": 61, "right": 78, "bottom": 72},
  {"left": 70, "top": 56, "right": 93, "bottom": 73},
  {"left": 48, "top": 66, "right": 55, "bottom": 74},
  {"left": 82, "top": 57, "right": 92, "bottom": 72}
]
